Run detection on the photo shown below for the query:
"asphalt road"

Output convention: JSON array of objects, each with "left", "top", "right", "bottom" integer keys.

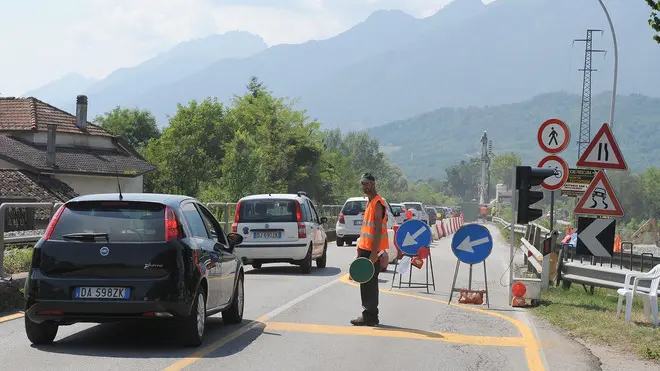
[{"left": 0, "top": 224, "right": 598, "bottom": 371}]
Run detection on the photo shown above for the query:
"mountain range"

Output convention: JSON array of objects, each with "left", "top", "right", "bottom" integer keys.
[
  {"left": 369, "top": 91, "right": 660, "bottom": 180},
  {"left": 22, "top": 0, "right": 660, "bottom": 133}
]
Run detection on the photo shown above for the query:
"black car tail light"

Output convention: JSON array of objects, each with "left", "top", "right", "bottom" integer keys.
[
  {"left": 165, "top": 206, "right": 182, "bottom": 241},
  {"left": 43, "top": 205, "right": 66, "bottom": 241}
]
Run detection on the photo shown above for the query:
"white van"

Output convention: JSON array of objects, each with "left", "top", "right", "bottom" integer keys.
[
  {"left": 335, "top": 196, "right": 399, "bottom": 264},
  {"left": 231, "top": 192, "right": 328, "bottom": 274}
]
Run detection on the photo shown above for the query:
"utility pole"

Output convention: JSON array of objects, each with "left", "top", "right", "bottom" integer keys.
[
  {"left": 479, "top": 132, "right": 490, "bottom": 205},
  {"left": 596, "top": 0, "right": 618, "bottom": 133},
  {"left": 573, "top": 30, "right": 606, "bottom": 159}
]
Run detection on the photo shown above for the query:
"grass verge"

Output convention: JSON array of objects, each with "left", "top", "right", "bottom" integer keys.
[
  {"left": 3, "top": 247, "right": 33, "bottom": 275},
  {"left": 533, "top": 285, "right": 660, "bottom": 362}
]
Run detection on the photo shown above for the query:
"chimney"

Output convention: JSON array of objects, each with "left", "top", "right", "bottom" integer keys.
[
  {"left": 46, "top": 123, "right": 57, "bottom": 167},
  {"left": 75, "top": 95, "right": 88, "bottom": 130}
]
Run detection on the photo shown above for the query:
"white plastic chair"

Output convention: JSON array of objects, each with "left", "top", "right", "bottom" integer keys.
[{"left": 616, "top": 264, "right": 660, "bottom": 326}]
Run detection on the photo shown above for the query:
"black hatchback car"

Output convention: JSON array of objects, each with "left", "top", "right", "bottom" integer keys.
[{"left": 23, "top": 193, "right": 245, "bottom": 347}]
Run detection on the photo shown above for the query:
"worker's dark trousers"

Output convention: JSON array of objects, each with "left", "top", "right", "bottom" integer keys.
[{"left": 358, "top": 248, "right": 380, "bottom": 320}]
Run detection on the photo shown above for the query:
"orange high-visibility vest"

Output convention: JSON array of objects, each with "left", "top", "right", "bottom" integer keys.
[
  {"left": 358, "top": 195, "right": 389, "bottom": 252},
  {"left": 405, "top": 209, "right": 413, "bottom": 220}
]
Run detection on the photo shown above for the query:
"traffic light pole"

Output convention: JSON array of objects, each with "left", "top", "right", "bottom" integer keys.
[
  {"left": 509, "top": 168, "right": 516, "bottom": 305},
  {"left": 549, "top": 191, "right": 555, "bottom": 232}
]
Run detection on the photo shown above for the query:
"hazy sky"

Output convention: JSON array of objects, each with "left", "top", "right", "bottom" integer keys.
[{"left": 0, "top": 0, "right": 497, "bottom": 96}]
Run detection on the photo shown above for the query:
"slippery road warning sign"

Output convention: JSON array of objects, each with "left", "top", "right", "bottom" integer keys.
[{"left": 574, "top": 170, "right": 624, "bottom": 217}]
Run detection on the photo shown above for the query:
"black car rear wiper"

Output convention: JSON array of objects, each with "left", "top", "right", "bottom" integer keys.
[{"left": 61, "top": 232, "right": 110, "bottom": 242}]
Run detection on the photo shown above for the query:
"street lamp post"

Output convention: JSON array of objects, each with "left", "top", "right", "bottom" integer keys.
[{"left": 596, "top": 0, "right": 619, "bottom": 133}]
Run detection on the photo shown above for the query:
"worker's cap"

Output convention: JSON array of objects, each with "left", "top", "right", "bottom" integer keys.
[{"left": 360, "top": 173, "right": 376, "bottom": 183}]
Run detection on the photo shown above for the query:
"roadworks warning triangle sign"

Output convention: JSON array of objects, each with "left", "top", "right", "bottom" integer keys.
[
  {"left": 576, "top": 123, "right": 627, "bottom": 170},
  {"left": 574, "top": 170, "right": 624, "bottom": 217}
]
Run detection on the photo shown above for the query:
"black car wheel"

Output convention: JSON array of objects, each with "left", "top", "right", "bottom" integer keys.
[
  {"left": 25, "top": 316, "right": 58, "bottom": 345},
  {"left": 336, "top": 238, "right": 344, "bottom": 247},
  {"left": 222, "top": 273, "right": 244, "bottom": 324},
  {"left": 180, "top": 286, "right": 206, "bottom": 347}
]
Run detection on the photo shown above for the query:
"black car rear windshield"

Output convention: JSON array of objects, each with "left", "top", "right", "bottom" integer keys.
[
  {"left": 342, "top": 201, "right": 367, "bottom": 216},
  {"left": 239, "top": 199, "right": 297, "bottom": 223},
  {"left": 50, "top": 201, "right": 166, "bottom": 242}
]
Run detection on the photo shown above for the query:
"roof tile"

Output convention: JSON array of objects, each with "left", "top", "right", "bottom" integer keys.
[
  {"left": 0, "top": 169, "right": 78, "bottom": 220},
  {"left": 0, "top": 97, "right": 112, "bottom": 137},
  {"left": 0, "top": 135, "right": 155, "bottom": 176}
]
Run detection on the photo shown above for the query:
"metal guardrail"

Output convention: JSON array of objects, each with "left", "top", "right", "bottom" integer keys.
[
  {"left": 492, "top": 216, "right": 548, "bottom": 235},
  {"left": 520, "top": 237, "right": 543, "bottom": 273},
  {"left": 560, "top": 261, "right": 660, "bottom": 295},
  {"left": 1, "top": 202, "right": 63, "bottom": 279},
  {"left": 492, "top": 215, "right": 660, "bottom": 296}
]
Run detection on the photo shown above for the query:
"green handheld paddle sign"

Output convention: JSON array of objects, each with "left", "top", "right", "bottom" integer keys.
[{"left": 349, "top": 257, "right": 375, "bottom": 284}]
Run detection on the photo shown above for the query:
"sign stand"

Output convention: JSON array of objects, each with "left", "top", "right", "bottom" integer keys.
[
  {"left": 390, "top": 220, "right": 436, "bottom": 293},
  {"left": 447, "top": 224, "right": 493, "bottom": 308},
  {"left": 390, "top": 252, "right": 436, "bottom": 294},
  {"left": 447, "top": 260, "right": 490, "bottom": 308}
]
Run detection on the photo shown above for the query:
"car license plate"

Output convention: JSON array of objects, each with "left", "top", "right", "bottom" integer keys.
[
  {"left": 253, "top": 231, "right": 282, "bottom": 239},
  {"left": 74, "top": 287, "right": 130, "bottom": 299},
  {"left": 354, "top": 220, "right": 362, "bottom": 226}
]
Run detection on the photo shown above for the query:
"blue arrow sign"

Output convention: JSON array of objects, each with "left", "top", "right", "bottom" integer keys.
[
  {"left": 451, "top": 224, "right": 493, "bottom": 264},
  {"left": 395, "top": 219, "right": 432, "bottom": 256}
]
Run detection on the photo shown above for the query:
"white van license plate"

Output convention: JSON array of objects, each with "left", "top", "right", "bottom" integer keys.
[
  {"left": 354, "top": 220, "right": 362, "bottom": 226},
  {"left": 74, "top": 287, "right": 130, "bottom": 299},
  {"left": 254, "top": 231, "right": 282, "bottom": 239}
]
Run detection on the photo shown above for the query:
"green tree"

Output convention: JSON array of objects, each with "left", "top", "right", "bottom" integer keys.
[
  {"left": 142, "top": 98, "right": 231, "bottom": 196},
  {"left": 490, "top": 152, "right": 522, "bottom": 189},
  {"left": 94, "top": 107, "right": 161, "bottom": 150},
  {"left": 639, "top": 167, "right": 660, "bottom": 217},
  {"left": 647, "top": 0, "right": 660, "bottom": 43},
  {"left": 445, "top": 157, "right": 481, "bottom": 201}
]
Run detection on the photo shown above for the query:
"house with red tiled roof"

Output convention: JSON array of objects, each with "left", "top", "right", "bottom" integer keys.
[{"left": 0, "top": 95, "right": 156, "bottom": 225}]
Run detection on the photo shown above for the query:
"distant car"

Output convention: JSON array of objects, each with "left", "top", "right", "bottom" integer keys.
[
  {"left": 335, "top": 196, "right": 398, "bottom": 265},
  {"left": 231, "top": 191, "right": 328, "bottom": 273},
  {"left": 24, "top": 193, "right": 246, "bottom": 347},
  {"left": 403, "top": 202, "right": 430, "bottom": 224},
  {"left": 426, "top": 207, "right": 438, "bottom": 225},
  {"left": 390, "top": 203, "right": 406, "bottom": 225}
]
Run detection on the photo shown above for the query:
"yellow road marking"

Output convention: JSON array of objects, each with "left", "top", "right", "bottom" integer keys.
[
  {"left": 0, "top": 312, "right": 24, "bottom": 323},
  {"left": 265, "top": 321, "right": 528, "bottom": 348},
  {"left": 162, "top": 315, "right": 268, "bottom": 371},
  {"left": 339, "top": 274, "right": 545, "bottom": 371}
]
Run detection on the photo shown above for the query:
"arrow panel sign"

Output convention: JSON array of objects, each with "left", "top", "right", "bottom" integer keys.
[
  {"left": 451, "top": 224, "right": 493, "bottom": 264},
  {"left": 576, "top": 123, "right": 627, "bottom": 170},
  {"left": 576, "top": 217, "right": 615, "bottom": 258},
  {"left": 394, "top": 219, "right": 432, "bottom": 256},
  {"left": 574, "top": 170, "right": 624, "bottom": 217}
]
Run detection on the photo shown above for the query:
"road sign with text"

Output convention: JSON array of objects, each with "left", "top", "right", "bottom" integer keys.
[
  {"left": 574, "top": 170, "right": 624, "bottom": 217},
  {"left": 561, "top": 168, "right": 598, "bottom": 197},
  {"left": 538, "top": 118, "right": 570, "bottom": 154},
  {"left": 537, "top": 155, "right": 569, "bottom": 191},
  {"left": 576, "top": 123, "right": 627, "bottom": 170},
  {"left": 576, "top": 217, "right": 615, "bottom": 257}
]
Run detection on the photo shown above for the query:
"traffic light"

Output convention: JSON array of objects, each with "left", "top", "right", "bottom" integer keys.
[{"left": 515, "top": 166, "right": 555, "bottom": 225}]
